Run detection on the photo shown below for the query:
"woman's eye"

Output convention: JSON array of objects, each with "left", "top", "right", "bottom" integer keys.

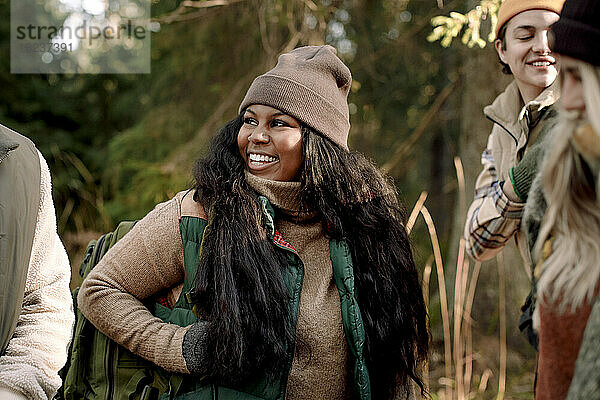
[
  {"left": 272, "top": 119, "right": 287, "bottom": 127},
  {"left": 244, "top": 117, "right": 258, "bottom": 125},
  {"left": 518, "top": 36, "right": 533, "bottom": 41}
]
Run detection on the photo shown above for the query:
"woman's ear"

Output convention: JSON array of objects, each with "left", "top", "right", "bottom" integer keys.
[{"left": 495, "top": 39, "right": 507, "bottom": 64}]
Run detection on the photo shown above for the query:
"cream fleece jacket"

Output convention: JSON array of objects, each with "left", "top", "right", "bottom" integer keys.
[{"left": 0, "top": 151, "right": 74, "bottom": 400}]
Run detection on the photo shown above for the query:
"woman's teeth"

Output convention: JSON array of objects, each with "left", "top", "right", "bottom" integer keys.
[
  {"left": 249, "top": 153, "right": 277, "bottom": 163},
  {"left": 532, "top": 61, "right": 551, "bottom": 67}
]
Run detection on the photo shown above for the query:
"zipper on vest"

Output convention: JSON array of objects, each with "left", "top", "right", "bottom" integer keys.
[{"left": 277, "top": 253, "right": 304, "bottom": 400}]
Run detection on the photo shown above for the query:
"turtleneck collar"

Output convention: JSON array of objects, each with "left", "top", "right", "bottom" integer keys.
[{"left": 244, "top": 171, "right": 317, "bottom": 222}]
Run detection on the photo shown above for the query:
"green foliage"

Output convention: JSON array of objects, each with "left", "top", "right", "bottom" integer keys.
[
  {"left": 0, "top": 0, "right": 461, "bottom": 258},
  {"left": 428, "top": 0, "right": 501, "bottom": 48},
  {"left": 0, "top": 2, "right": 540, "bottom": 397},
  {"left": 1, "top": 0, "right": 458, "bottom": 252},
  {"left": 104, "top": 103, "right": 197, "bottom": 222}
]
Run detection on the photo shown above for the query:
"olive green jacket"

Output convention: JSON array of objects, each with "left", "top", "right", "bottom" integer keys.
[{"left": 0, "top": 124, "right": 40, "bottom": 355}]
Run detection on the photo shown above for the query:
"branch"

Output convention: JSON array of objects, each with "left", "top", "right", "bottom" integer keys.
[
  {"left": 258, "top": 2, "right": 275, "bottom": 56},
  {"left": 154, "top": 4, "right": 187, "bottom": 25},
  {"left": 181, "top": 0, "right": 245, "bottom": 8},
  {"left": 302, "top": 0, "right": 318, "bottom": 11},
  {"left": 380, "top": 79, "right": 459, "bottom": 174},
  {"left": 154, "top": 0, "right": 246, "bottom": 24},
  {"left": 351, "top": 0, "right": 461, "bottom": 72},
  {"left": 161, "top": 64, "right": 266, "bottom": 174},
  {"left": 279, "top": 2, "right": 323, "bottom": 54}
]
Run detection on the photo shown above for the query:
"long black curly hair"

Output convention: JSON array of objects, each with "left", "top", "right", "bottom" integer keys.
[{"left": 191, "top": 112, "right": 429, "bottom": 399}]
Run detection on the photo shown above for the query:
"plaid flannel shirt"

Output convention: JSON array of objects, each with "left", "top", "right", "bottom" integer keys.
[
  {"left": 464, "top": 81, "right": 559, "bottom": 263},
  {"left": 464, "top": 143, "right": 525, "bottom": 261}
]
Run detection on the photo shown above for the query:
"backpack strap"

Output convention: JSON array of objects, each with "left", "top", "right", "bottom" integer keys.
[
  {"left": 109, "top": 220, "right": 137, "bottom": 246},
  {"left": 58, "top": 220, "right": 139, "bottom": 399}
]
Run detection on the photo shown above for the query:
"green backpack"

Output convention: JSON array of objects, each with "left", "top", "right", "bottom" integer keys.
[{"left": 56, "top": 220, "right": 200, "bottom": 400}]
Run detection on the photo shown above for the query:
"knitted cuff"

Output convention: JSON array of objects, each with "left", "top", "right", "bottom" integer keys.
[
  {"left": 509, "top": 166, "right": 531, "bottom": 202},
  {"left": 182, "top": 320, "right": 209, "bottom": 376}
]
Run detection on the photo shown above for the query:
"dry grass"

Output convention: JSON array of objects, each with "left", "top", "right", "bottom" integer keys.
[
  {"left": 407, "top": 156, "right": 511, "bottom": 400},
  {"left": 420, "top": 203, "right": 453, "bottom": 400},
  {"left": 496, "top": 252, "right": 507, "bottom": 400}
]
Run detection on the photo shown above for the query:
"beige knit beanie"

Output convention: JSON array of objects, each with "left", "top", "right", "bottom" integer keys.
[{"left": 239, "top": 45, "right": 352, "bottom": 150}]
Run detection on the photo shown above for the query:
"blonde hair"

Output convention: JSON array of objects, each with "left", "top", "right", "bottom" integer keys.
[{"left": 534, "top": 61, "right": 600, "bottom": 313}]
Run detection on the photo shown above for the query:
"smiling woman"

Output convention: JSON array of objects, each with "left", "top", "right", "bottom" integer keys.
[
  {"left": 495, "top": 9, "right": 560, "bottom": 103},
  {"left": 77, "top": 45, "right": 429, "bottom": 400},
  {"left": 237, "top": 105, "right": 303, "bottom": 182}
]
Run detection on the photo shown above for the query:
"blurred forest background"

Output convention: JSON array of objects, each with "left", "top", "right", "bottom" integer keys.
[{"left": 1, "top": 0, "right": 536, "bottom": 398}]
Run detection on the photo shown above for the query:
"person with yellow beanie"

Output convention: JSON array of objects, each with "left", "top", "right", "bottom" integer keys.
[{"left": 464, "top": 0, "right": 565, "bottom": 348}]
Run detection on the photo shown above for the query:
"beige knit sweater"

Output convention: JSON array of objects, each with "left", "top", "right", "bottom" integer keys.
[
  {"left": 78, "top": 174, "right": 350, "bottom": 399},
  {"left": 245, "top": 173, "right": 349, "bottom": 399}
]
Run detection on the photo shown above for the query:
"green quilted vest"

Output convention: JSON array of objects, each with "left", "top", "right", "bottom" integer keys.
[
  {"left": 60, "top": 194, "right": 372, "bottom": 400},
  {"left": 176, "top": 196, "right": 371, "bottom": 400}
]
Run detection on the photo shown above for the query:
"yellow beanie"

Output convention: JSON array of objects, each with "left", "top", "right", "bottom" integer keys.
[{"left": 496, "top": 0, "right": 565, "bottom": 37}]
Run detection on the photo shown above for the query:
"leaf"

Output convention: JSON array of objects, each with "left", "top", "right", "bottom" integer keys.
[
  {"left": 429, "top": 0, "right": 501, "bottom": 48},
  {"left": 431, "top": 15, "right": 450, "bottom": 26},
  {"left": 449, "top": 11, "right": 467, "bottom": 23}
]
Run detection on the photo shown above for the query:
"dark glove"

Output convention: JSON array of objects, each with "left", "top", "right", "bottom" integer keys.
[
  {"left": 182, "top": 320, "right": 209, "bottom": 376},
  {"left": 518, "top": 291, "right": 539, "bottom": 351},
  {"left": 510, "top": 111, "right": 557, "bottom": 201},
  {"left": 510, "top": 149, "right": 543, "bottom": 201}
]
